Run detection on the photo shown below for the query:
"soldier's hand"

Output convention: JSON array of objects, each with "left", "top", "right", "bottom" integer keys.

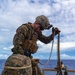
[{"left": 52, "top": 27, "right": 60, "bottom": 35}]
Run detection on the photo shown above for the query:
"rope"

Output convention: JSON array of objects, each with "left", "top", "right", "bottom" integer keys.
[
  {"left": 4, "top": 65, "right": 31, "bottom": 69},
  {"left": 39, "top": 31, "right": 55, "bottom": 66}
]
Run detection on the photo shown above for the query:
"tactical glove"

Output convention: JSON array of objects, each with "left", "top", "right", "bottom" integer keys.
[{"left": 52, "top": 27, "right": 60, "bottom": 35}]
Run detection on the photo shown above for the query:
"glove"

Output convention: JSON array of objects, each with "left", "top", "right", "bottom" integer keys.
[{"left": 52, "top": 27, "right": 60, "bottom": 35}]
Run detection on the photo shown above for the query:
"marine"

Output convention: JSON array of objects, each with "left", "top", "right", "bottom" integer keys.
[{"left": 1, "top": 15, "right": 60, "bottom": 75}]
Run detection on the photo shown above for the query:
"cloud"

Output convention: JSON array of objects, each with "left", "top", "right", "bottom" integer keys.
[
  {"left": 0, "top": 54, "right": 9, "bottom": 59},
  {"left": 33, "top": 53, "right": 75, "bottom": 59},
  {"left": 51, "top": 53, "right": 75, "bottom": 59},
  {"left": 60, "top": 42, "right": 75, "bottom": 50},
  {"left": 0, "top": 0, "right": 75, "bottom": 59},
  {"left": 0, "top": 36, "right": 3, "bottom": 42},
  {"left": 0, "top": 0, "right": 52, "bottom": 29},
  {"left": 33, "top": 54, "right": 45, "bottom": 59},
  {"left": 37, "top": 41, "right": 75, "bottom": 53},
  {"left": 3, "top": 45, "right": 13, "bottom": 50},
  {"left": 0, "top": 29, "right": 10, "bottom": 32},
  {"left": 60, "top": 54, "right": 75, "bottom": 59}
]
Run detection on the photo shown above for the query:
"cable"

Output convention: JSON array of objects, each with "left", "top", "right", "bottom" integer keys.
[{"left": 39, "top": 31, "right": 55, "bottom": 66}]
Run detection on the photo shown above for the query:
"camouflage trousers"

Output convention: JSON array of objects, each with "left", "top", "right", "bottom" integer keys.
[
  {"left": 32, "top": 65, "right": 42, "bottom": 75},
  {"left": 1, "top": 54, "right": 42, "bottom": 75},
  {"left": 1, "top": 54, "right": 32, "bottom": 75},
  {"left": 31, "top": 59, "right": 42, "bottom": 75}
]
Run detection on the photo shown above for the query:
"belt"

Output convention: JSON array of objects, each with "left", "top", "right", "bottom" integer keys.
[{"left": 24, "top": 50, "right": 33, "bottom": 58}]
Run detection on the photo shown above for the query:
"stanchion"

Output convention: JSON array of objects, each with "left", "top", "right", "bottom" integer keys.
[{"left": 57, "top": 33, "right": 63, "bottom": 75}]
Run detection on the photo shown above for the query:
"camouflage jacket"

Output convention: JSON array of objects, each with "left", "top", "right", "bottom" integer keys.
[{"left": 12, "top": 22, "right": 53, "bottom": 55}]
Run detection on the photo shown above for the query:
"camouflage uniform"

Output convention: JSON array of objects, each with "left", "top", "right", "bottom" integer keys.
[
  {"left": 12, "top": 22, "right": 53, "bottom": 55},
  {"left": 12, "top": 23, "right": 53, "bottom": 75},
  {"left": 1, "top": 54, "right": 32, "bottom": 75},
  {"left": 2, "top": 15, "right": 54, "bottom": 75}
]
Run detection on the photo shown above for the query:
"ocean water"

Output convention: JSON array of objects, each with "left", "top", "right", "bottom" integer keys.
[{"left": 0, "top": 59, "right": 75, "bottom": 75}]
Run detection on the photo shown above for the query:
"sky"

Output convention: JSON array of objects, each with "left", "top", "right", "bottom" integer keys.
[{"left": 0, "top": 0, "right": 75, "bottom": 59}]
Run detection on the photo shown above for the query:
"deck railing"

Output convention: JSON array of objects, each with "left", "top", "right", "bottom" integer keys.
[{"left": 42, "top": 68, "right": 75, "bottom": 75}]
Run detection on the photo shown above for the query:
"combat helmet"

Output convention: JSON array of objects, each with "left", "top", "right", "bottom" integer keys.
[{"left": 35, "top": 15, "right": 51, "bottom": 30}]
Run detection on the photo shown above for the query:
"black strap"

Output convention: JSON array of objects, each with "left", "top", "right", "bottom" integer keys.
[{"left": 24, "top": 50, "right": 33, "bottom": 58}]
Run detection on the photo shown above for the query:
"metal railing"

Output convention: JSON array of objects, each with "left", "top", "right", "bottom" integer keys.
[{"left": 42, "top": 68, "right": 75, "bottom": 75}]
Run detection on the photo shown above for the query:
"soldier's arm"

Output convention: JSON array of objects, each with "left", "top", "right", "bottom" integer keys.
[
  {"left": 38, "top": 32, "right": 54, "bottom": 44},
  {"left": 12, "top": 25, "right": 28, "bottom": 54}
]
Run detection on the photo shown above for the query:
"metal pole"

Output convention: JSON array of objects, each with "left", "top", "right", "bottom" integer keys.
[{"left": 57, "top": 33, "right": 62, "bottom": 75}]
